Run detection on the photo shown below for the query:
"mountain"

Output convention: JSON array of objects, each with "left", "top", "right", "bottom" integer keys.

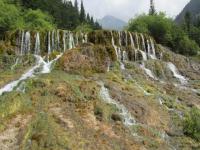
[
  {"left": 98, "top": 15, "right": 127, "bottom": 30},
  {"left": 176, "top": 0, "right": 200, "bottom": 23}
]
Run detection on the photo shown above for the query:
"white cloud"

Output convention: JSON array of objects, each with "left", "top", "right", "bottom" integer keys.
[{"left": 71, "top": 0, "right": 190, "bottom": 22}]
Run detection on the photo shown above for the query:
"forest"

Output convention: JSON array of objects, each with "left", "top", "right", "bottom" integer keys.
[{"left": 0, "top": 0, "right": 101, "bottom": 35}]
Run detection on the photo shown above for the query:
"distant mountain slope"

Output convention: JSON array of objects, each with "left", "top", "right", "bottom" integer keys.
[
  {"left": 176, "top": 0, "right": 200, "bottom": 23},
  {"left": 98, "top": 15, "right": 127, "bottom": 30}
]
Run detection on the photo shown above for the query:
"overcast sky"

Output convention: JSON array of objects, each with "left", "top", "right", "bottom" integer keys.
[{"left": 71, "top": 0, "right": 190, "bottom": 22}]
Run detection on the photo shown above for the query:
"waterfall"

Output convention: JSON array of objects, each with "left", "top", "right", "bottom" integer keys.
[
  {"left": 167, "top": 62, "right": 187, "bottom": 84},
  {"left": 140, "top": 63, "right": 157, "bottom": 80},
  {"left": 69, "top": 32, "right": 75, "bottom": 49},
  {"left": 150, "top": 38, "right": 156, "bottom": 59},
  {"left": 52, "top": 30, "right": 55, "bottom": 51},
  {"left": 125, "top": 31, "right": 128, "bottom": 47},
  {"left": 57, "top": 30, "right": 60, "bottom": 51},
  {"left": 11, "top": 58, "right": 19, "bottom": 70},
  {"left": 111, "top": 32, "right": 119, "bottom": 60},
  {"left": 118, "top": 31, "right": 122, "bottom": 46},
  {"left": 25, "top": 31, "right": 31, "bottom": 54},
  {"left": 140, "top": 34, "right": 146, "bottom": 53},
  {"left": 129, "top": 32, "right": 137, "bottom": 61},
  {"left": 84, "top": 33, "right": 88, "bottom": 43},
  {"left": 48, "top": 31, "right": 51, "bottom": 55},
  {"left": 135, "top": 33, "right": 139, "bottom": 50},
  {"left": 99, "top": 83, "right": 135, "bottom": 126},
  {"left": 139, "top": 50, "right": 147, "bottom": 61},
  {"left": 63, "top": 31, "right": 66, "bottom": 52},
  {"left": 76, "top": 33, "right": 79, "bottom": 46},
  {"left": 34, "top": 32, "right": 40, "bottom": 55}
]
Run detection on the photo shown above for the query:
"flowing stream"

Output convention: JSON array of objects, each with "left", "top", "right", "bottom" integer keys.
[
  {"left": 99, "top": 82, "right": 135, "bottom": 126},
  {"left": 167, "top": 62, "right": 187, "bottom": 84}
]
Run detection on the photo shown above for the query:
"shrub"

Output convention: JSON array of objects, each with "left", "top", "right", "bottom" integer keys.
[
  {"left": 183, "top": 107, "right": 200, "bottom": 141},
  {"left": 127, "top": 13, "right": 200, "bottom": 56}
]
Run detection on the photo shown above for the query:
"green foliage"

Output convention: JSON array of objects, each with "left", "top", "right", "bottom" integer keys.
[
  {"left": 19, "top": 0, "right": 101, "bottom": 30},
  {"left": 0, "top": 0, "right": 55, "bottom": 34},
  {"left": 23, "top": 9, "right": 55, "bottom": 31},
  {"left": 0, "top": 0, "right": 23, "bottom": 31},
  {"left": 183, "top": 107, "right": 200, "bottom": 141},
  {"left": 75, "top": 23, "right": 93, "bottom": 33},
  {"left": 127, "top": 13, "right": 199, "bottom": 56}
]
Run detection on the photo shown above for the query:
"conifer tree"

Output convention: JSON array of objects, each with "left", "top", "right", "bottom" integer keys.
[
  {"left": 80, "top": 0, "right": 86, "bottom": 23},
  {"left": 149, "top": 0, "right": 156, "bottom": 15}
]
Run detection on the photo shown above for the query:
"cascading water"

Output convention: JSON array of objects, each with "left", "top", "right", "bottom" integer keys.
[
  {"left": 129, "top": 32, "right": 137, "bottom": 61},
  {"left": 99, "top": 82, "right": 135, "bottom": 126},
  {"left": 34, "top": 32, "right": 40, "bottom": 55},
  {"left": 140, "top": 63, "right": 157, "bottom": 80},
  {"left": 69, "top": 32, "right": 75, "bottom": 49},
  {"left": 111, "top": 32, "right": 119, "bottom": 60},
  {"left": 139, "top": 50, "right": 147, "bottom": 61},
  {"left": 167, "top": 62, "right": 187, "bottom": 84},
  {"left": 63, "top": 31, "right": 66, "bottom": 52},
  {"left": 11, "top": 58, "right": 19, "bottom": 70},
  {"left": 150, "top": 38, "right": 156, "bottom": 59},
  {"left": 24, "top": 31, "right": 31, "bottom": 54},
  {"left": 48, "top": 31, "right": 51, "bottom": 55},
  {"left": 140, "top": 34, "right": 146, "bottom": 53},
  {"left": 57, "top": 30, "right": 60, "bottom": 51},
  {"left": 20, "top": 31, "right": 31, "bottom": 55},
  {"left": 52, "top": 30, "right": 55, "bottom": 51},
  {"left": 0, "top": 31, "right": 76, "bottom": 96}
]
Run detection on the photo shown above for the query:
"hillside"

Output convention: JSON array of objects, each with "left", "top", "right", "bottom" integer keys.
[
  {"left": 98, "top": 15, "right": 127, "bottom": 30},
  {"left": 176, "top": 0, "right": 200, "bottom": 23},
  {"left": 0, "top": 30, "right": 199, "bottom": 149}
]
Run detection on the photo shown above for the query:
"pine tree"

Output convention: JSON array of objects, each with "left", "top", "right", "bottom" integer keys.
[
  {"left": 80, "top": 0, "right": 86, "bottom": 23},
  {"left": 74, "top": 0, "right": 79, "bottom": 13},
  {"left": 86, "top": 13, "right": 90, "bottom": 23},
  {"left": 149, "top": 0, "right": 156, "bottom": 15}
]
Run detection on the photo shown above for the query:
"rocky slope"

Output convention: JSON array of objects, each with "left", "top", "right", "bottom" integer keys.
[{"left": 0, "top": 30, "right": 199, "bottom": 150}]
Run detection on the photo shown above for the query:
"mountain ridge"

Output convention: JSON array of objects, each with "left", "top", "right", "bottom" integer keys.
[
  {"left": 98, "top": 15, "right": 127, "bottom": 30},
  {"left": 176, "top": 0, "right": 200, "bottom": 23}
]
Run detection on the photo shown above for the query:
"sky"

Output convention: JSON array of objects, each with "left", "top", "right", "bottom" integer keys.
[{"left": 71, "top": 0, "right": 190, "bottom": 22}]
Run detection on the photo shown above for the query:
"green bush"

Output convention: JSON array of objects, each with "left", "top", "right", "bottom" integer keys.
[
  {"left": 75, "top": 23, "right": 93, "bottom": 32},
  {"left": 183, "top": 107, "right": 200, "bottom": 141},
  {"left": 23, "top": 9, "right": 55, "bottom": 31},
  {"left": 0, "top": 0, "right": 23, "bottom": 31},
  {"left": 127, "top": 13, "right": 200, "bottom": 56}
]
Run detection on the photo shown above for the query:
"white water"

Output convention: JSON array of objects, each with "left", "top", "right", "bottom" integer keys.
[
  {"left": 129, "top": 32, "right": 137, "bottom": 61},
  {"left": 20, "top": 31, "right": 31, "bottom": 55},
  {"left": 150, "top": 38, "right": 156, "bottom": 59},
  {"left": 140, "top": 63, "right": 157, "bottom": 80},
  {"left": 99, "top": 83, "right": 135, "bottom": 126},
  {"left": 52, "top": 30, "right": 55, "bottom": 51},
  {"left": 111, "top": 32, "right": 119, "bottom": 60},
  {"left": 69, "top": 33, "right": 75, "bottom": 49},
  {"left": 140, "top": 34, "right": 146, "bottom": 53},
  {"left": 139, "top": 50, "right": 147, "bottom": 61},
  {"left": 11, "top": 58, "right": 19, "bottom": 70},
  {"left": 111, "top": 32, "right": 125, "bottom": 69},
  {"left": 63, "top": 31, "right": 66, "bottom": 52},
  {"left": 48, "top": 31, "right": 51, "bottom": 55},
  {"left": 167, "top": 62, "right": 187, "bottom": 84},
  {"left": 34, "top": 32, "right": 40, "bottom": 55},
  {"left": 57, "top": 30, "right": 60, "bottom": 51},
  {"left": 0, "top": 54, "right": 63, "bottom": 96}
]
